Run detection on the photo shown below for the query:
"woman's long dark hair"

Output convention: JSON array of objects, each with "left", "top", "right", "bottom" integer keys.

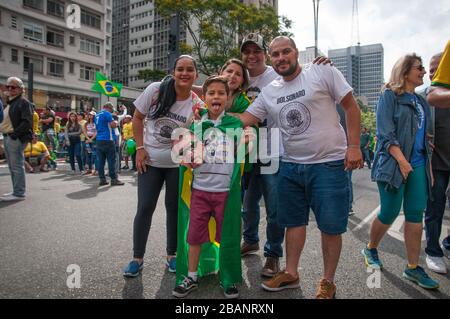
[{"left": 150, "top": 55, "right": 197, "bottom": 119}]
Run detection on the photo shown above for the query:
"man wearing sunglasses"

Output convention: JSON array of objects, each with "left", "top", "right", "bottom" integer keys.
[{"left": 0, "top": 77, "right": 33, "bottom": 201}]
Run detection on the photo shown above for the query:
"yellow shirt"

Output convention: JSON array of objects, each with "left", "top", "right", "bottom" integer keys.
[
  {"left": 24, "top": 141, "right": 49, "bottom": 157},
  {"left": 54, "top": 122, "right": 61, "bottom": 135},
  {"left": 432, "top": 40, "right": 450, "bottom": 88},
  {"left": 33, "top": 112, "right": 40, "bottom": 134},
  {"left": 122, "top": 122, "right": 134, "bottom": 140},
  {"left": 79, "top": 119, "right": 87, "bottom": 141}
]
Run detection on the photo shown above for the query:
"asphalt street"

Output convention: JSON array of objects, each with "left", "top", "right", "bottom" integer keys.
[{"left": 0, "top": 163, "right": 449, "bottom": 299}]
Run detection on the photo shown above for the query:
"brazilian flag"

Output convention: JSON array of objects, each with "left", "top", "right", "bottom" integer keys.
[
  {"left": 91, "top": 72, "right": 123, "bottom": 97},
  {"left": 176, "top": 113, "right": 244, "bottom": 290},
  {"left": 432, "top": 40, "right": 450, "bottom": 89}
]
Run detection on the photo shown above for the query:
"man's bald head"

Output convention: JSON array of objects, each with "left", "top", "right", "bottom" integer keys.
[{"left": 269, "top": 36, "right": 298, "bottom": 54}]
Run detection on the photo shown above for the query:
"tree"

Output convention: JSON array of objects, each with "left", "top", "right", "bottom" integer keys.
[
  {"left": 155, "top": 0, "right": 292, "bottom": 75},
  {"left": 138, "top": 69, "right": 168, "bottom": 82},
  {"left": 357, "top": 98, "right": 376, "bottom": 132}
]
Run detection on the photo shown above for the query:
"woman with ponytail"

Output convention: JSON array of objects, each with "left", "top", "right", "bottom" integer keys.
[{"left": 123, "top": 55, "right": 204, "bottom": 277}]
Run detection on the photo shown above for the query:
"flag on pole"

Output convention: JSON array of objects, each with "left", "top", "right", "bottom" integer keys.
[
  {"left": 91, "top": 72, "right": 123, "bottom": 97},
  {"left": 176, "top": 113, "right": 244, "bottom": 290}
]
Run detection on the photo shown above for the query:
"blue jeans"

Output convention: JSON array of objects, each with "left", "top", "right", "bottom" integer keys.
[
  {"left": 277, "top": 160, "right": 350, "bottom": 235},
  {"left": 348, "top": 170, "right": 353, "bottom": 210},
  {"left": 425, "top": 170, "right": 450, "bottom": 257},
  {"left": 242, "top": 163, "right": 284, "bottom": 258},
  {"left": 68, "top": 140, "right": 83, "bottom": 172},
  {"left": 80, "top": 141, "right": 86, "bottom": 169},
  {"left": 3, "top": 135, "right": 26, "bottom": 197},
  {"left": 96, "top": 140, "right": 117, "bottom": 180},
  {"left": 85, "top": 142, "right": 97, "bottom": 170},
  {"left": 361, "top": 147, "right": 371, "bottom": 168}
]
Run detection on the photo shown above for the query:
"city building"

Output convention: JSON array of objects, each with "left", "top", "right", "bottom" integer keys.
[
  {"left": 0, "top": 0, "right": 140, "bottom": 115},
  {"left": 299, "top": 46, "right": 324, "bottom": 65},
  {"left": 328, "top": 43, "right": 384, "bottom": 109}
]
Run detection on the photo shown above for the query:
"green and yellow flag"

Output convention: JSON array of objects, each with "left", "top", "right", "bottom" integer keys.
[
  {"left": 91, "top": 72, "right": 123, "bottom": 97},
  {"left": 176, "top": 114, "right": 244, "bottom": 290}
]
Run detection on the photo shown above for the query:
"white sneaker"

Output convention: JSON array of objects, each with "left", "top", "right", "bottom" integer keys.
[
  {"left": 426, "top": 254, "right": 447, "bottom": 274},
  {"left": 0, "top": 194, "right": 26, "bottom": 202},
  {"left": 441, "top": 244, "right": 450, "bottom": 260},
  {"left": 1, "top": 192, "right": 13, "bottom": 197}
]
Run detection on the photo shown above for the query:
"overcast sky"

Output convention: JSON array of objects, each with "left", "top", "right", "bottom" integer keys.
[{"left": 278, "top": 0, "right": 450, "bottom": 89}]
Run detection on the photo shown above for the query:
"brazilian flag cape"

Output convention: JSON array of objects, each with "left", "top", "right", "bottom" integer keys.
[
  {"left": 176, "top": 112, "right": 244, "bottom": 290},
  {"left": 432, "top": 40, "right": 450, "bottom": 89}
]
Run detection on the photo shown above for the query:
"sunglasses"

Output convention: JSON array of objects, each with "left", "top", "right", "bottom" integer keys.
[{"left": 6, "top": 85, "right": 20, "bottom": 89}]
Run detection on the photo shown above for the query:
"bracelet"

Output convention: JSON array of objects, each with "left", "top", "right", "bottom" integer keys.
[
  {"left": 348, "top": 145, "right": 360, "bottom": 149},
  {"left": 136, "top": 146, "right": 145, "bottom": 151}
]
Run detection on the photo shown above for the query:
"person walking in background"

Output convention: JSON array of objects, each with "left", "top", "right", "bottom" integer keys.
[
  {"left": 65, "top": 112, "right": 84, "bottom": 175},
  {"left": 121, "top": 115, "right": 135, "bottom": 171},
  {"left": 83, "top": 111, "right": 97, "bottom": 176},
  {"left": 0, "top": 77, "right": 33, "bottom": 201},
  {"left": 360, "top": 127, "right": 372, "bottom": 169},
  {"left": 363, "top": 53, "right": 439, "bottom": 290},
  {"left": 95, "top": 102, "right": 124, "bottom": 186},
  {"left": 423, "top": 52, "right": 450, "bottom": 274}
]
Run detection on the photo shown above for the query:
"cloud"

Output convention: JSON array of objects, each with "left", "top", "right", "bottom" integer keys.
[{"left": 279, "top": 0, "right": 450, "bottom": 87}]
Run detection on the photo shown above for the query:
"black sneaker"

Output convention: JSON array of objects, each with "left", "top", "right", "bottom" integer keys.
[
  {"left": 223, "top": 284, "right": 239, "bottom": 299},
  {"left": 172, "top": 276, "right": 198, "bottom": 298},
  {"left": 99, "top": 179, "right": 108, "bottom": 186},
  {"left": 111, "top": 179, "right": 125, "bottom": 186}
]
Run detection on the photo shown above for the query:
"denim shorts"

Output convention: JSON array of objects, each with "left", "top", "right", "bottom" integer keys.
[{"left": 277, "top": 160, "right": 350, "bottom": 235}]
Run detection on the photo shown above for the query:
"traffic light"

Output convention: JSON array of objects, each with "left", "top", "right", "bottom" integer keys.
[{"left": 168, "top": 34, "right": 177, "bottom": 52}]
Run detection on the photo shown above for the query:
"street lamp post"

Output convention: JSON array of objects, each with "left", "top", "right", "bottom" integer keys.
[{"left": 313, "top": 0, "right": 320, "bottom": 58}]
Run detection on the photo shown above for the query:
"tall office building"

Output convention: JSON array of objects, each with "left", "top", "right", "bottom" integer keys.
[
  {"left": 111, "top": 0, "right": 130, "bottom": 87},
  {"left": 299, "top": 46, "right": 324, "bottom": 65},
  {"left": 328, "top": 44, "right": 384, "bottom": 109},
  {"left": 0, "top": 0, "right": 116, "bottom": 113}
]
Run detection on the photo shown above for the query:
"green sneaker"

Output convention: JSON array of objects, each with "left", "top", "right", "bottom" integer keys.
[
  {"left": 403, "top": 266, "right": 439, "bottom": 290},
  {"left": 362, "top": 246, "right": 383, "bottom": 269}
]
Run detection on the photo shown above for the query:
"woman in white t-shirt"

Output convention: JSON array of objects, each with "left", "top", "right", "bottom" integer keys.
[{"left": 123, "top": 55, "right": 204, "bottom": 277}]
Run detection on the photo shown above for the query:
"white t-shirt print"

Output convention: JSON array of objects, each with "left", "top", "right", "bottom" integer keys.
[
  {"left": 247, "top": 64, "right": 353, "bottom": 164},
  {"left": 134, "top": 82, "right": 204, "bottom": 168}
]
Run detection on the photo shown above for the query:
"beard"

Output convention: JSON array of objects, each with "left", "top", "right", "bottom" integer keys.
[{"left": 274, "top": 61, "right": 298, "bottom": 77}]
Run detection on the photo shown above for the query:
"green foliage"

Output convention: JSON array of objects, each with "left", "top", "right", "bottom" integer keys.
[
  {"left": 357, "top": 98, "right": 376, "bottom": 132},
  {"left": 155, "top": 0, "right": 292, "bottom": 75},
  {"left": 138, "top": 69, "right": 168, "bottom": 82}
]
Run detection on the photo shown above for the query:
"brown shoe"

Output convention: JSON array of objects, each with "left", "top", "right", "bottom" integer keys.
[
  {"left": 261, "top": 270, "right": 300, "bottom": 292},
  {"left": 261, "top": 257, "right": 280, "bottom": 278},
  {"left": 240, "top": 242, "right": 259, "bottom": 256},
  {"left": 316, "top": 278, "right": 336, "bottom": 299}
]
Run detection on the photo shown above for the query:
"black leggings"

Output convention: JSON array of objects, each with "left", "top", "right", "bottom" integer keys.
[{"left": 133, "top": 166, "right": 179, "bottom": 258}]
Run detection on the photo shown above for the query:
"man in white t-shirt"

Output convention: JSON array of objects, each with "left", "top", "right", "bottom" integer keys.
[{"left": 238, "top": 36, "right": 363, "bottom": 299}]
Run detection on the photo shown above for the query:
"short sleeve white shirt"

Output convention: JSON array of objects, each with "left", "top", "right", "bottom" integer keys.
[
  {"left": 247, "top": 64, "right": 353, "bottom": 164},
  {"left": 134, "top": 82, "right": 204, "bottom": 168}
]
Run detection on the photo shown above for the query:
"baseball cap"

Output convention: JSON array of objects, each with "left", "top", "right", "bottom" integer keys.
[{"left": 240, "top": 33, "right": 267, "bottom": 52}]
